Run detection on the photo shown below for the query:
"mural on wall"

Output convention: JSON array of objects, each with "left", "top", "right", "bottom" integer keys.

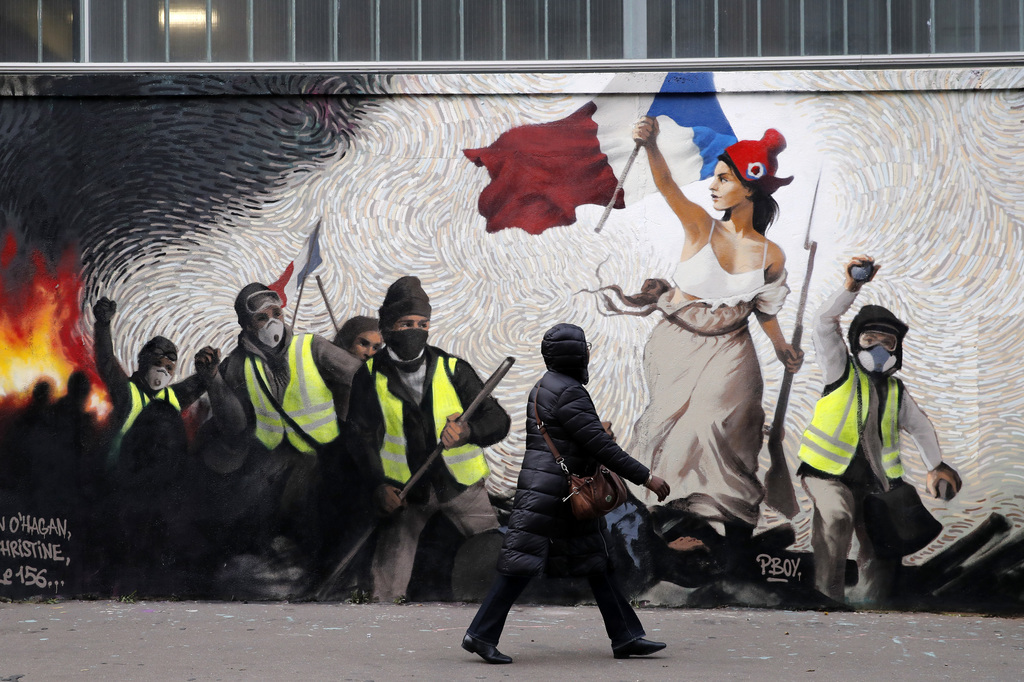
[{"left": 1, "top": 68, "right": 1024, "bottom": 612}]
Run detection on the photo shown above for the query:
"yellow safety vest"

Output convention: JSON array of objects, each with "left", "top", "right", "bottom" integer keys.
[
  {"left": 369, "top": 355, "right": 490, "bottom": 486},
  {"left": 244, "top": 333, "right": 340, "bottom": 454},
  {"left": 107, "top": 381, "right": 181, "bottom": 469},
  {"left": 798, "top": 360, "right": 904, "bottom": 479}
]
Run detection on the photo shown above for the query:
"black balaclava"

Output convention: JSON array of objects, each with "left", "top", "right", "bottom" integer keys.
[
  {"left": 541, "top": 323, "right": 590, "bottom": 384},
  {"left": 848, "top": 304, "right": 909, "bottom": 377},
  {"left": 136, "top": 335, "right": 178, "bottom": 391},
  {"left": 379, "top": 276, "right": 432, "bottom": 365}
]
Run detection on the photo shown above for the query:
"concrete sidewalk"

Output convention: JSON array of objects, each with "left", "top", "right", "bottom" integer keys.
[{"left": 1, "top": 600, "right": 1022, "bottom": 681}]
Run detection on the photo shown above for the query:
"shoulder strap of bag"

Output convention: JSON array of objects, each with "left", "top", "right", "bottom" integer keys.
[
  {"left": 533, "top": 390, "right": 572, "bottom": 477},
  {"left": 250, "top": 355, "right": 324, "bottom": 452}
]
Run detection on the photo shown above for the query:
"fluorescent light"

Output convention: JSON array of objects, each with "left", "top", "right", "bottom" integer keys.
[{"left": 157, "top": 8, "right": 219, "bottom": 30}]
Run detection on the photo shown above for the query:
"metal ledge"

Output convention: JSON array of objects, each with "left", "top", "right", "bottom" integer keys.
[{"left": 1, "top": 51, "right": 1023, "bottom": 75}]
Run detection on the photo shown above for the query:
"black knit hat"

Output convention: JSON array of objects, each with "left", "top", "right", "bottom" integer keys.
[{"left": 379, "top": 276, "right": 431, "bottom": 330}]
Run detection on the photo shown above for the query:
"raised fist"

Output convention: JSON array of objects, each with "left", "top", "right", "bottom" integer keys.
[
  {"left": 194, "top": 346, "right": 221, "bottom": 382},
  {"left": 93, "top": 297, "right": 117, "bottom": 324}
]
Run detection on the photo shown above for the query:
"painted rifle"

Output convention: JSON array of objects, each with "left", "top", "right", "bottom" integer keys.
[{"left": 762, "top": 174, "right": 821, "bottom": 519}]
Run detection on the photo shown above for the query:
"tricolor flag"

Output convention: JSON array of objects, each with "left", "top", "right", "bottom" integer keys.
[
  {"left": 464, "top": 72, "right": 736, "bottom": 235},
  {"left": 269, "top": 220, "right": 323, "bottom": 307}
]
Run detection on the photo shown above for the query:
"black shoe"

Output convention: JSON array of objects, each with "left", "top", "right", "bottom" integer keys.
[
  {"left": 462, "top": 633, "right": 513, "bottom": 664},
  {"left": 613, "top": 638, "right": 667, "bottom": 659}
]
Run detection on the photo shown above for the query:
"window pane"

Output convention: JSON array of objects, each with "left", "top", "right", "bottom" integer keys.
[
  {"left": 847, "top": 0, "right": 888, "bottom": 55},
  {"left": 802, "top": 0, "right": 846, "bottom": 55},
  {"left": 379, "top": 0, "right": 415, "bottom": 60},
  {"left": 422, "top": 0, "right": 460, "bottom": 61},
  {"left": 465, "top": 0, "right": 503, "bottom": 60},
  {"left": 211, "top": 0, "right": 250, "bottom": 61},
  {"left": 44, "top": 0, "right": 75, "bottom": 61},
  {"left": 253, "top": 0, "right": 289, "bottom": 60},
  {"left": 589, "top": 0, "right": 621, "bottom": 58},
  {"left": 338, "top": 0, "right": 375, "bottom": 60},
  {"left": 761, "top": 0, "right": 800, "bottom": 57},
  {"left": 890, "top": 0, "right": 930, "bottom": 54},
  {"left": 167, "top": 0, "right": 212, "bottom": 61},
  {"left": 934, "top": 0, "right": 974, "bottom": 52},
  {"left": 89, "top": 0, "right": 125, "bottom": 61},
  {"left": 128, "top": 1, "right": 166, "bottom": 61},
  {"left": 548, "top": 0, "right": 587, "bottom": 60},
  {"left": 676, "top": 0, "right": 716, "bottom": 59},
  {"left": 296, "top": 0, "right": 332, "bottom": 60},
  {"left": 646, "top": 0, "right": 672, "bottom": 58},
  {"left": 0, "top": 0, "right": 40, "bottom": 61},
  {"left": 718, "top": 0, "right": 758, "bottom": 57},
  {"left": 980, "top": 0, "right": 1022, "bottom": 52},
  {"left": 506, "top": 0, "right": 544, "bottom": 60}
]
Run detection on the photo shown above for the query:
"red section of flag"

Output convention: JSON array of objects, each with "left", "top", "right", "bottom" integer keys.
[
  {"left": 464, "top": 102, "right": 624, "bottom": 235},
  {"left": 268, "top": 262, "right": 294, "bottom": 307}
]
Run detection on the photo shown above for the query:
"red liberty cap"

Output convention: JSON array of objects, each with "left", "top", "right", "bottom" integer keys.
[{"left": 724, "top": 128, "right": 794, "bottom": 195}]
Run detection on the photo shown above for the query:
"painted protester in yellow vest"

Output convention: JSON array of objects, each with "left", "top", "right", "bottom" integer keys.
[
  {"left": 206, "top": 283, "right": 363, "bottom": 581},
  {"left": 796, "top": 256, "right": 962, "bottom": 605},
  {"left": 92, "top": 296, "right": 219, "bottom": 470},
  {"left": 347, "top": 276, "right": 511, "bottom": 601},
  {"left": 210, "top": 283, "right": 362, "bottom": 454}
]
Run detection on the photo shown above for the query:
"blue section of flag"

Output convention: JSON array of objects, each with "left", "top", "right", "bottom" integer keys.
[
  {"left": 297, "top": 222, "right": 323, "bottom": 281},
  {"left": 646, "top": 72, "right": 737, "bottom": 179}
]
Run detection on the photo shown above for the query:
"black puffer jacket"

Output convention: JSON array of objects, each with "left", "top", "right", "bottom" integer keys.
[{"left": 496, "top": 323, "right": 651, "bottom": 577}]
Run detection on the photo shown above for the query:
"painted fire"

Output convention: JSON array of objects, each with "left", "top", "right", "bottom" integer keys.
[{"left": 0, "top": 233, "right": 108, "bottom": 417}]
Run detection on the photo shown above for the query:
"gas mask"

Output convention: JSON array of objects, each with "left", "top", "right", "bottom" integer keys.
[
  {"left": 857, "top": 346, "right": 897, "bottom": 374},
  {"left": 383, "top": 328, "right": 428, "bottom": 361},
  {"left": 849, "top": 306, "right": 907, "bottom": 378},
  {"left": 146, "top": 365, "right": 172, "bottom": 391},
  {"left": 258, "top": 318, "right": 285, "bottom": 348}
]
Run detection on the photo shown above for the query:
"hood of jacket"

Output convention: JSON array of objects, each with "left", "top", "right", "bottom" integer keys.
[{"left": 541, "top": 323, "right": 589, "bottom": 384}]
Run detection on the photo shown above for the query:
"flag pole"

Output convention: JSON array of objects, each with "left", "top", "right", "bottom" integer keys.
[
  {"left": 289, "top": 277, "right": 306, "bottom": 333},
  {"left": 287, "top": 217, "right": 323, "bottom": 333},
  {"left": 315, "top": 275, "right": 340, "bottom": 335},
  {"left": 594, "top": 141, "right": 641, "bottom": 234}
]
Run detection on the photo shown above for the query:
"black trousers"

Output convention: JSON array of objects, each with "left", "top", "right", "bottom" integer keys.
[{"left": 467, "top": 572, "right": 646, "bottom": 649}]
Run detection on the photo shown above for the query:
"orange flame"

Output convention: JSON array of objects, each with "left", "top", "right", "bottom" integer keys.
[{"left": 0, "top": 233, "right": 109, "bottom": 418}]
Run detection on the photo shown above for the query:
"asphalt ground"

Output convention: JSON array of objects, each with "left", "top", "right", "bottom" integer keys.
[{"left": 2, "top": 600, "right": 1022, "bottom": 681}]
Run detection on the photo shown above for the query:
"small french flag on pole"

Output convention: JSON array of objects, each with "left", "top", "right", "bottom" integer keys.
[
  {"left": 270, "top": 220, "right": 323, "bottom": 309},
  {"left": 464, "top": 72, "right": 736, "bottom": 236}
]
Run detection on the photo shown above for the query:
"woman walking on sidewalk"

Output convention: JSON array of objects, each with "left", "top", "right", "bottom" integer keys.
[{"left": 462, "top": 323, "right": 671, "bottom": 664}]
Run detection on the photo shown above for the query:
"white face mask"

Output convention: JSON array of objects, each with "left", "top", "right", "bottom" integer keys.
[
  {"left": 146, "top": 366, "right": 172, "bottom": 391},
  {"left": 258, "top": 318, "right": 285, "bottom": 348},
  {"left": 858, "top": 347, "right": 897, "bottom": 374}
]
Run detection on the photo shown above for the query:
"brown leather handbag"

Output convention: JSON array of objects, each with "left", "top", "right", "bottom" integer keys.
[{"left": 533, "top": 394, "right": 628, "bottom": 520}]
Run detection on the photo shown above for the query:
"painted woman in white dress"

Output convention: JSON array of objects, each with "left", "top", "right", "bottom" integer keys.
[{"left": 624, "top": 117, "right": 804, "bottom": 540}]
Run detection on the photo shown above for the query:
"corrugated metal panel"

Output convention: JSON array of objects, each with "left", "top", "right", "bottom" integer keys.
[{"left": 4, "top": 0, "right": 1022, "bottom": 64}]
